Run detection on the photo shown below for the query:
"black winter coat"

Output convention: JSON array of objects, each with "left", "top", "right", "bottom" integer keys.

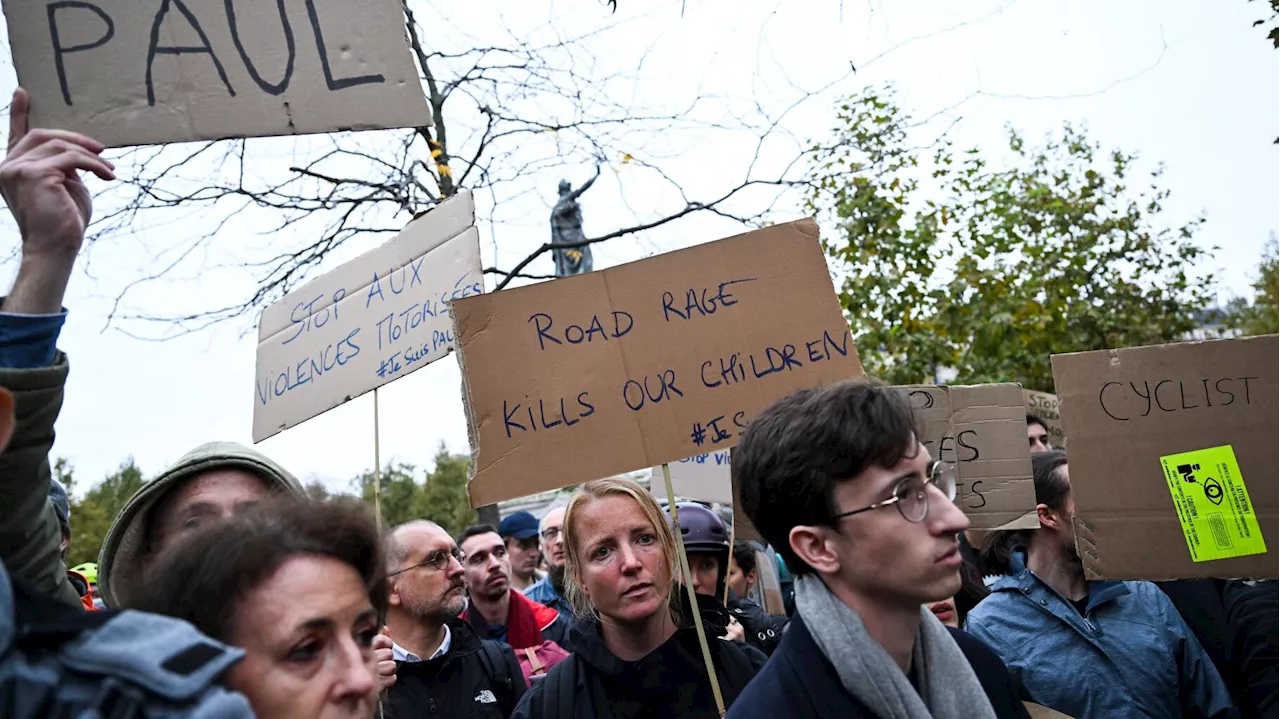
[
  {"left": 728, "top": 595, "right": 788, "bottom": 656},
  {"left": 383, "top": 619, "right": 525, "bottom": 719},
  {"left": 725, "top": 613, "right": 1030, "bottom": 719},
  {"left": 511, "top": 594, "right": 764, "bottom": 719}
]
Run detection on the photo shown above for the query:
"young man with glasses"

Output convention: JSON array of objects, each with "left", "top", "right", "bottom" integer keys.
[
  {"left": 382, "top": 520, "right": 526, "bottom": 718},
  {"left": 727, "top": 379, "right": 1029, "bottom": 719}
]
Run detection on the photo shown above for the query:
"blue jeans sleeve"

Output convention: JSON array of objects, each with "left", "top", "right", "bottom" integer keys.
[{"left": 0, "top": 306, "right": 67, "bottom": 369}]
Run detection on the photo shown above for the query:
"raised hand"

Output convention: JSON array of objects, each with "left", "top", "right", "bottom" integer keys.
[
  {"left": 1, "top": 88, "right": 114, "bottom": 259},
  {"left": 0, "top": 88, "right": 115, "bottom": 314}
]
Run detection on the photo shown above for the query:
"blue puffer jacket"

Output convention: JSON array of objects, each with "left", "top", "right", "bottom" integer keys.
[{"left": 965, "top": 550, "right": 1239, "bottom": 719}]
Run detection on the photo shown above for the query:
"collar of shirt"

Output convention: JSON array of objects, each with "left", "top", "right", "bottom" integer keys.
[{"left": 391, "top": 624, "right": 452, "bottom": 663}]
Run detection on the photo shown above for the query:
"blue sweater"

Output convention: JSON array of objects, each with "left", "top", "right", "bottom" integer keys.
[{"left": 965, "top": 551, "right": 1238, "bottom": 719}]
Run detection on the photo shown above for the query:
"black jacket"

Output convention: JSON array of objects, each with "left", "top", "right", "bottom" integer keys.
[
  {"left": 725, "top": 613, "right": 1030, "bottom": 719},
  {"left": 728, "top": 595, "right": 788, "bottom": 656},
  {"left": 512, "top": 594, "right": 764, "bottom": 719},
  {"left": 1223, "top": 579, "right": 1278, "bottom": 719},
  {"left": 383, "top": 619, "right": 526, "bottom": 719}
]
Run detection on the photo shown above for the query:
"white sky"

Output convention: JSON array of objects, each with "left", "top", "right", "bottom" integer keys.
[{"left": 0, "top": 0, "right": 1275, "bottom": 496}]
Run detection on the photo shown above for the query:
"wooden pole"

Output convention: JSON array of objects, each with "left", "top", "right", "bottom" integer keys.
[
  {"left": 664, "top": 463, "right": 727, "bottom": 717},
  {"left": 373, "top": 389, "right": 383, "bottom": 530}
]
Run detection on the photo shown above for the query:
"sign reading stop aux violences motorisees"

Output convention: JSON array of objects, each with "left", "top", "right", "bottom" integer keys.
[
  {"left": 252, "top": 191, "right": 480, "bottom": 442},
  {"left": 452, "top": 219, "right": 865, "bottom": 508},
  {"left": 4, "top": 0, "right": 431, "bottom": 147}
]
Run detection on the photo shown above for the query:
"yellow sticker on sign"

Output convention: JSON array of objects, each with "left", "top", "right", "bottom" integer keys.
[{"left": 1159, "top": 445, "right": 1267, "bottom": 563}]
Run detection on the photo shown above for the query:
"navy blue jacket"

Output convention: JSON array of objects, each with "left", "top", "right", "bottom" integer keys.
[{"left": 726, "top": 612, "right": 1029, "bottom": 719}]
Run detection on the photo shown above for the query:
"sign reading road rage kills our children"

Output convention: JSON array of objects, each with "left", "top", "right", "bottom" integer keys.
[
  {"left": 253, "top": 191, "right": 480, "bottom": 442},
  {"left": 452, "top": 219, "right": 865, "bottom": 507},
  {"left": 1052, "top": 335, "right": 1277, "bottom": 581},
  {"left": 3, "top": 0, "right": 432, "bottom": 147}
]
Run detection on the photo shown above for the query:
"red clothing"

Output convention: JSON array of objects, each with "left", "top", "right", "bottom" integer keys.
[
  {"left": 461, "top": 589, "right": 559, "bottom": 649},
  {"left": 67, "top": 569, "right": 99, "bottom": 612}
]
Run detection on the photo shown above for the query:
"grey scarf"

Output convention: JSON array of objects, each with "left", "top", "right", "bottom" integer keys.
[{"left": 794, "top": 575, "right": 996, "bottom": 719}]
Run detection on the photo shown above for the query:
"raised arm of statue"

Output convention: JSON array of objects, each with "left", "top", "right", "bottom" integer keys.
[{"left": 562, "top": 164, "right": 601, "bottom": 203}]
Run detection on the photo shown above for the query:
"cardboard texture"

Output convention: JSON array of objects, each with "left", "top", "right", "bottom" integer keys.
[
  {"left": 899, "top": 384, "right": 1039, "bottom": 531},
  {"left": 730, "top": 458, "right": 762, "bottom": 542},
  {"left": 253, "top": 191, "right": 478, "bottom": 441},
  {"left": 1024, "top": 389, "right": 1066, "bottom": 447},
  {"left": 649, "top": 450, "right": 733, "bottom": 505},
  {"left": 1052, "top": 335, "right": 1278, "bottom": 581},
  {"left": 5, "top": 0, "right": 431, "bottom": 147},
  {"left": 453, "top": 219, "right": 864, "bottom": 507}
]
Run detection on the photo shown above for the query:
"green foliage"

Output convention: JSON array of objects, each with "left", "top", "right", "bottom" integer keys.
[
  {"left": 806, "top": 85, "right": 1213, "bottom": 391},
  {"left": 65, "top": 458, "right": 147, "bottom": 568},
  {"left": 1252, "top": 0, "right": 1279, "bottom": 48},
  {"left": 353, "top": 444, "right": 475, "bottom": 536},
  {"left": 1224, "top": 236, "right": 1279, "bottom": 336}
]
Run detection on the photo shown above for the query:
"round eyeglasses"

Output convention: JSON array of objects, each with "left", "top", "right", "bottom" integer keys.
[
  {"left": 388, "top": 547, "right": 465, "bottom": 576},
  {"left": 829, "top": 460, "right": 958, "bottom": 524}
]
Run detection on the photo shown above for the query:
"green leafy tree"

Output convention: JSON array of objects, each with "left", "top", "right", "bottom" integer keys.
[
  {"left": 416, "top": 445, "right": 474, "bottom": 537},
  {"left": 806, "top": 85, "right": 1213, "bottom": 391},
  {"left": 350, "top": 445, "right": 473, "bottom": 535},
  {"left": 65, "top": 458, "right": 147, "bottom": 568},
  {"left": 1224, "top": 235, "right": 1279, "bottom": 336}
]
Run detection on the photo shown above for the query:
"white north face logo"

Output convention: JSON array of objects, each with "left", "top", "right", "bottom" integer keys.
[{"left": 475, "top": 690, "right": 497, "bottom": 704}]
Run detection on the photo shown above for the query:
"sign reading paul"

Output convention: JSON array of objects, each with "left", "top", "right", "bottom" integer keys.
[{"left": 4, "top": 0, "right": 431, "bottom": 146}]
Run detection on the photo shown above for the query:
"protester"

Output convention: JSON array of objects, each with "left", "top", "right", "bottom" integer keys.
[
  {"left": 133, "top": 496, "right": 385, "bottom": 718},
  {"left": 1223, "top": 579, "right": 1279, "bottom": 718},
  {"left": 382, "top": 520, "right": 526, "bottom": 718},
  {"left": 1025, "top": 414, "right": 1050, "bottom": 453},
  {"left": 512, "top": 477, "right": 763, "bottom": 718},
  {"left": 728, "top": 540, "right": 796, "bottom": 643},
  {"left": 457, "top": 524, "right": 573, "bottom": 655},
  {"left": 0, "top": 92, "right": 117, "bottom": 610},
  {"left": 970, "top": 450, "right": 1238, "bottom": 718},
  {"left": 501, "top": 511, "right": 546, "bottom": 592},
  {"left": 673, "top": 504, "right": 787, "bottom": 656},
  {"left": 44, "top": 477, "right": 98, "bottom": 610},
  {"left": 526, "top": 506, "right": 573, "bottom": 616},
  {"left": 728, "top": 379, "right": 1029, "bottom": 719}
]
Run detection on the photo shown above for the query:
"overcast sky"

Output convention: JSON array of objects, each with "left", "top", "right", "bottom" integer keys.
[{"left": 1, "top": 0, "right": 1275, "bottom": 496}]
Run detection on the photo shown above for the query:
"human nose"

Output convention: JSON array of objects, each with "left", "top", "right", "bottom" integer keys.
[
  {"left": 330, "top": 636, "right": 377, "bottom": 706},
  {"left": 928, "top": 484, "right": 970, "bottom": 535},
  {"left": 445, "top": 554, "right": 464, "bottom": 579},
  {"left": 618, "top": 542, "right": 643, "bottom": 573}
]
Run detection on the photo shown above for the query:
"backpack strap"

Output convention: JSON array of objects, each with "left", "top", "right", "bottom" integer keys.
[
  {"left": 537, "top": 652, "right": 580, "bottom": 718},
  {"left": 477, "top": 639, "right": 513, "bottom": 695},
  {"left": 523, "top": 646, "right": 546, "bottom": 676}
]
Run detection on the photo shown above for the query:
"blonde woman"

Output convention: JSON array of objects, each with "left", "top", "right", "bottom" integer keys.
[{"left": 511, "top": 477, "right": 762, "bottom": 718}]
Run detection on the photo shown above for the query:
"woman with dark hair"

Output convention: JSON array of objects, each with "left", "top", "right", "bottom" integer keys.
[
  {"left": 134, "top": 497, "right": 387, "bottom": 719},
  {"left": 511, "top": 477, "right": 760, "bottom": 718}
]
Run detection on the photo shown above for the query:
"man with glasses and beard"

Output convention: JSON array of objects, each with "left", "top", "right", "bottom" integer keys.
[
  {"left": 382, "top": 520, "right": 526, "bottom": 718},
  {"left": 525, "top": 506, "right": 573, "bottom": 616},
  {"left": 727, "top": 379, "right": 1028, "bottom": 719}
]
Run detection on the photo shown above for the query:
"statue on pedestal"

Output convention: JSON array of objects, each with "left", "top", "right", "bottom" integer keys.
[{"left": 550, "top": 166, "right": 601, "bottom": 277}]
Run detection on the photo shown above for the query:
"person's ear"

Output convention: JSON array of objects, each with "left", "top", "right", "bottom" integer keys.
[
  {"left": 386, "top": 578, "right": 404, "bottom": 608},
  {"left": 789, "top": 525, "right": 842, "bottom": 576},
  {"left": 1035, "top": 503, "right": 1067, "bottom": 531},
  {"left": 0, "top": 388, "right": 14, "bottom": 454}
]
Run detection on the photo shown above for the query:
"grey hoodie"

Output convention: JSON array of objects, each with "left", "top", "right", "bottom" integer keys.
[{"left": 98, "top": 442, "right": 304, "bottom": 608}]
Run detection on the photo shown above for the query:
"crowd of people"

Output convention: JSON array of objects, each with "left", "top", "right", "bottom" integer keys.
[{"left": 1, "top": 87, "right": 1276, "bottom": 718}]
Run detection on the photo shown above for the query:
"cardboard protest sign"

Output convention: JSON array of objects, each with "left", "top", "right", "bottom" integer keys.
[
  {"left": 5, "top": 0, "right": 431, "bottom": 147},
  {"left": 253, "top": 191, "right": 479, "bottom": 442},
  {"left": 649, "top": 451, "right": 733, "bottom": 505},
  {"left": 453, "top": 218, "right": 864, "bottom": 507},
  {"left": 1052, "top": 335, "right": 1278, "bottom": 580},
  {"left": 1024, "top": 389, "right": 1066, "bottom": 447},
  {"left": 899, "top": 384, "right": 1039, "bottom": 531}
]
